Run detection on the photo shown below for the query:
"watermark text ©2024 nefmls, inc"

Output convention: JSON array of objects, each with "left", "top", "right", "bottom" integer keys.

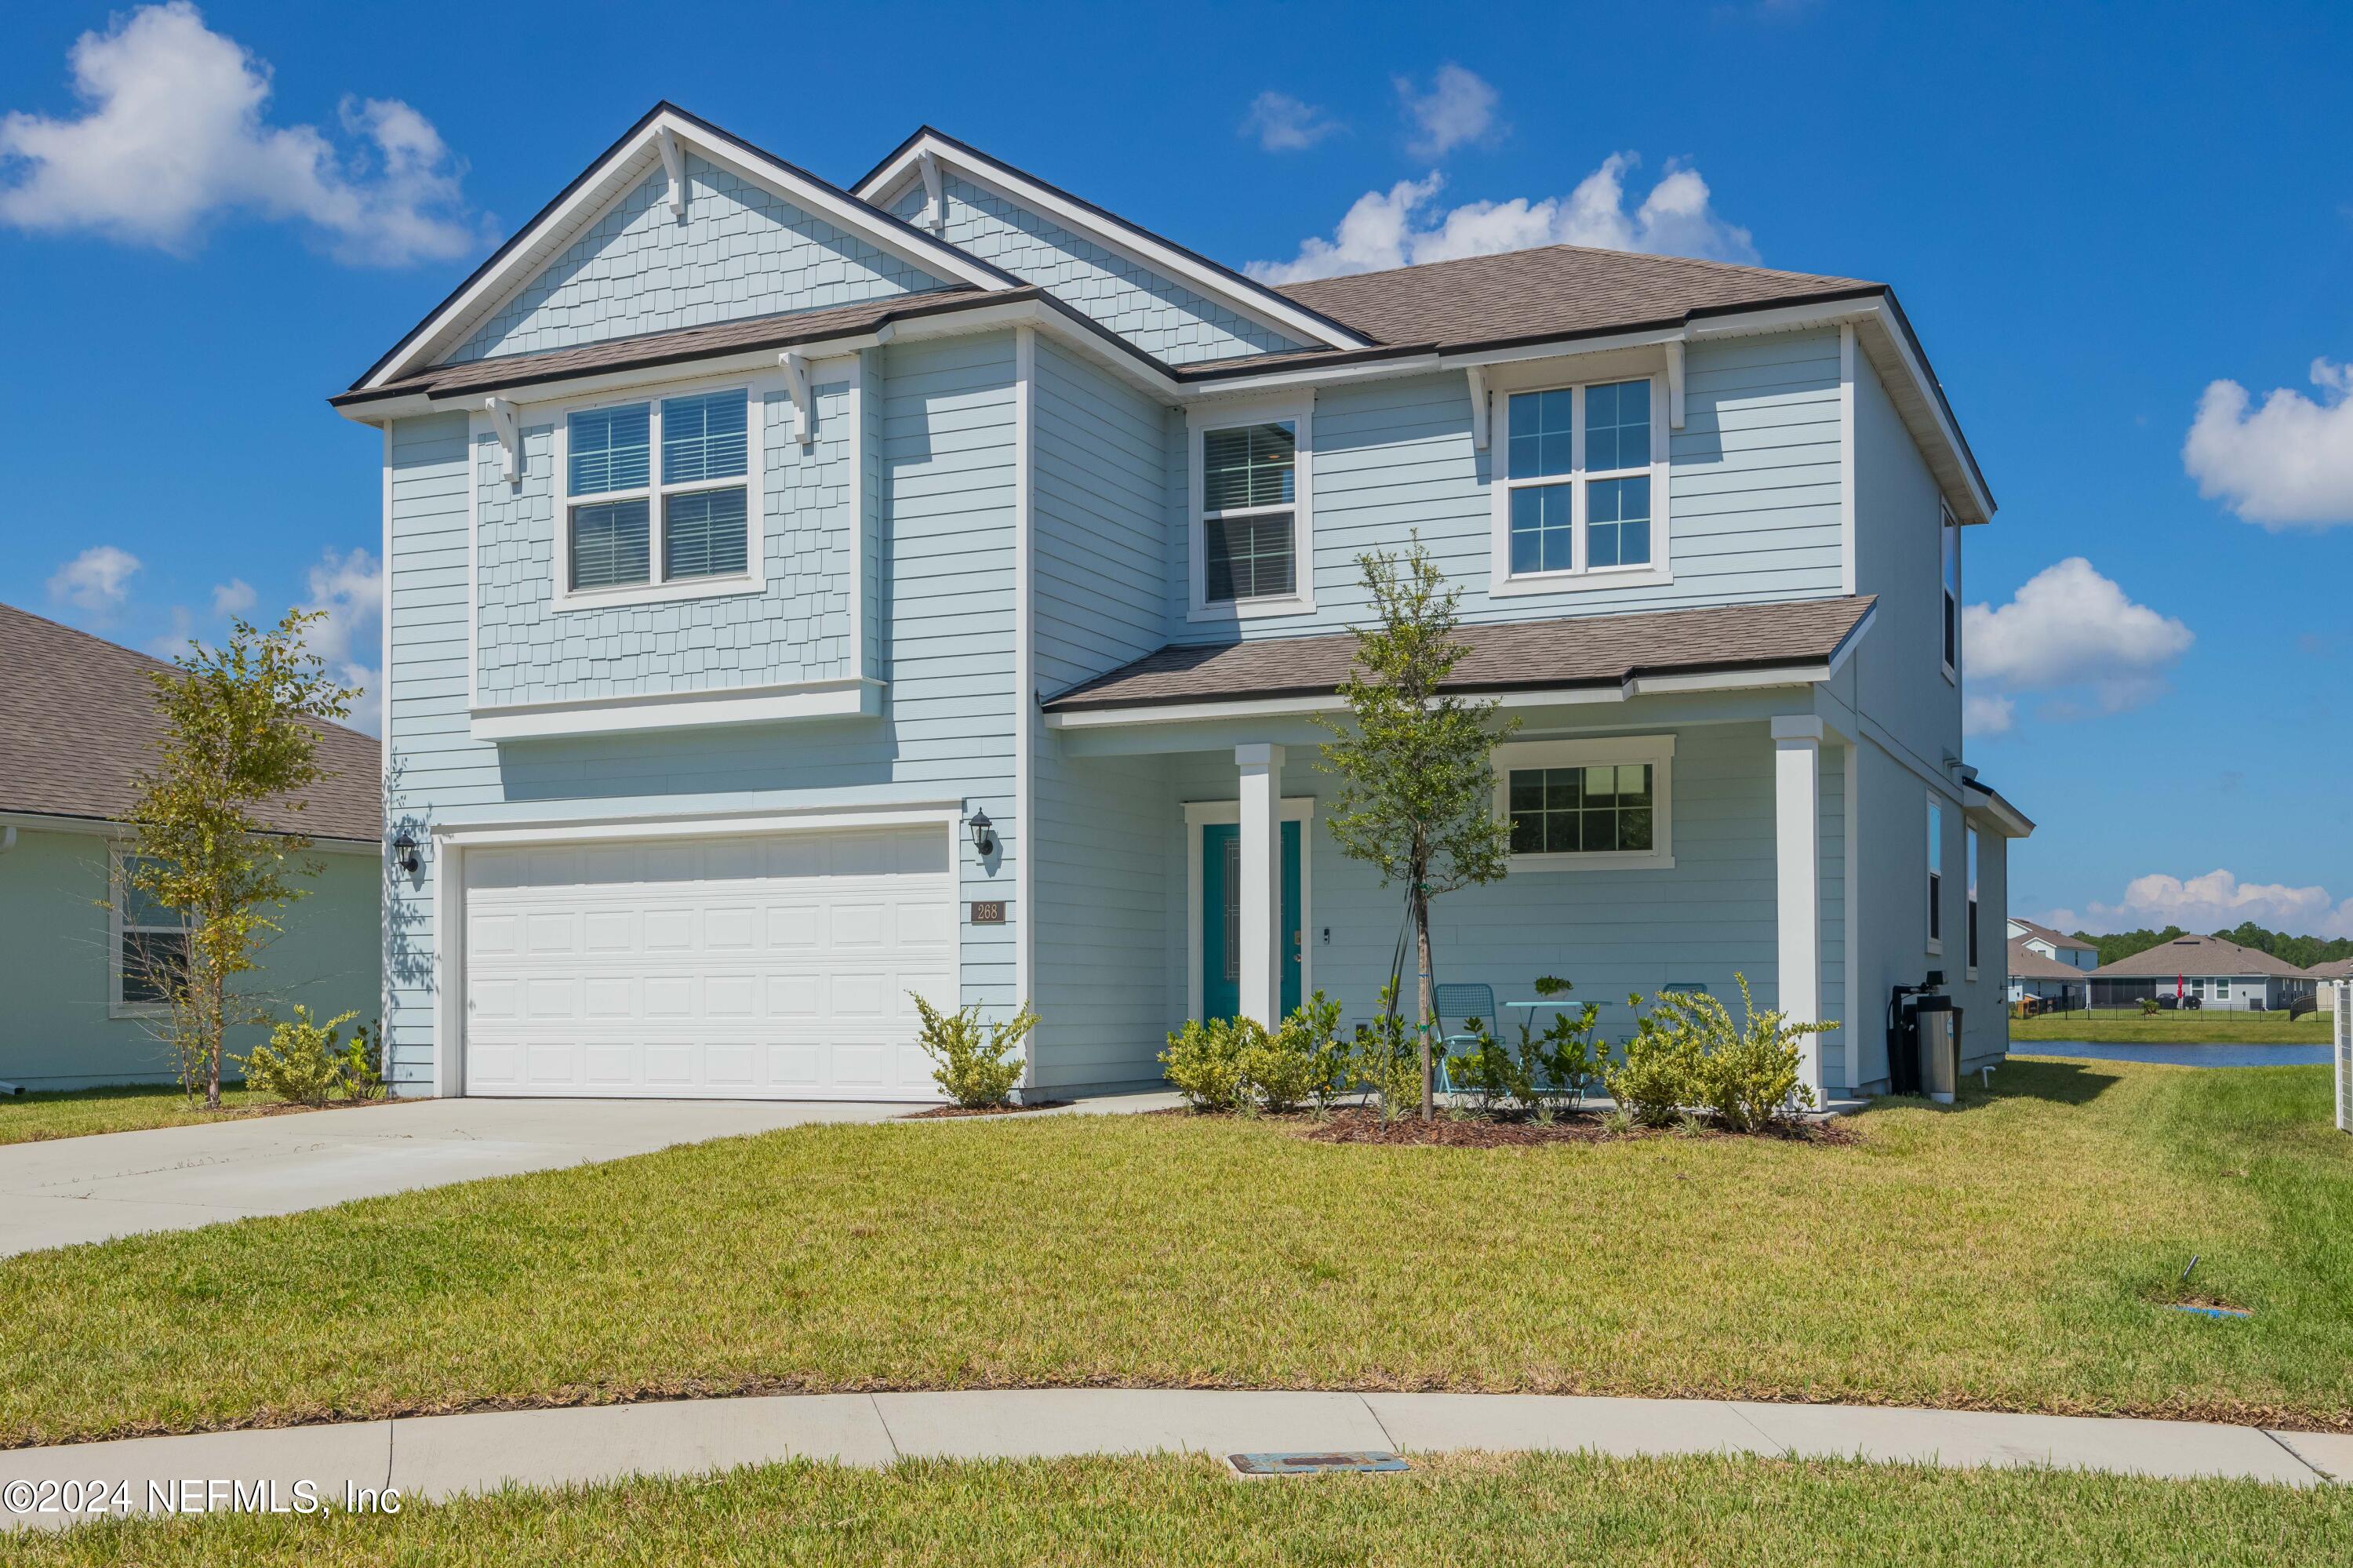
[{"left": 5, "top": 1475, "right": 402, "bottom": 1520}]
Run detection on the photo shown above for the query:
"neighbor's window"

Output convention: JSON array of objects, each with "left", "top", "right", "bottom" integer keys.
[
  {"left": 1966, "top": 827, "right": 1980, "bottom": 972},
  {"left": 567, "top": 388, "right": 751, "bottom": 593},
  {"left": 1941, "top": 502, "right": 1960, "bottom": 673},
  {"left": 1504, "top": 379, "right": 1654, "bottom": 579},
  {"left": 1508, "top": 762, "right": 1655, "bottom": 855},
  {"left": 115, "top": 857, "right": 187, "bottom": 1008},
  {"left": 1926, "top": 797, "right": 1944, "bottom": 950},
  {"left": 1199, "top": 420, "right": 1298, "bottom": 605}
]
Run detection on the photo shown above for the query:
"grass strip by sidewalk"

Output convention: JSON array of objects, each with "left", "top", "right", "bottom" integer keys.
[
  {"left": 17, "top": 1452, "right": 2353, "bottom": 1567},
  {"left": 0, "top": 1086, "right": 286, "bottom": 1147},
  {"left": 0, "top": 1059, "right": 2348, "bottom": 1450}
]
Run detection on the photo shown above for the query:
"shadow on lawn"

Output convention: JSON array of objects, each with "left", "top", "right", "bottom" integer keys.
[{"left": 1915, "top": 1057, "right": 2125, "bottom": 1112}]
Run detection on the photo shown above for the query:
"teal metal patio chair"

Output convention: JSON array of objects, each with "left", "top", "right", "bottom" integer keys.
[{"left": 1431, "top": 982, "right": 1497, "bottom": 1097}]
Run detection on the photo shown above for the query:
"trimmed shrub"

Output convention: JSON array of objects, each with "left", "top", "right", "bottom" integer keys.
[
  {"left": 240, "top": 1006, "right": 358, "bottom": 1106},
  {"left": 911, "top": 995, "right": 1035, "bottom": 1108},
  {"left": 1604, "top": 977, "right": 1833, "bottom": 1132},
  {"left": 1253, "top": 991, "right": 1349, "bottom": 1114},
  {"left": 1162, "top": 1016, "right": 1262, "bottom": 1112},
  {"left": 339, "top": 1020, "right": 386, "bottom": 1101},
  {"left": 1353, "top": 980, "right": 1422, "bottom": 1120},
  {"left": 1601, "top": 999, "right": 1704, "bottom": 1128}
]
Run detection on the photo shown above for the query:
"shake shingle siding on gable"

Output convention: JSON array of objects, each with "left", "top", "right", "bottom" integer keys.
[
  {"left": 888, "top": 174, "right": 1307, "bottom": 366},
  {"left": 471, "top": 381, "right": 855, "bottom": 708},
  {"left": 447, "top": 155, "right": 951, "bottom": 366}
]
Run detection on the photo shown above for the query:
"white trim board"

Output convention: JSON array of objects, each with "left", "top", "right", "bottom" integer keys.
[
  {"left": 1183, "top": 795, "right": 1316, "bottom": 1024},
  {"left": 469, "top": 677, "right": 885, "bottom": 741},
  {"left": 855, "top": 131, "right": 1369, "bottom": 355}
]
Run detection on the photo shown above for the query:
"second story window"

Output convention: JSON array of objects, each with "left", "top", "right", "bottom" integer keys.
[
  {"left": 1190, "top": 398, "right": 1313, "bottom": 619},
  {"left": 1495, "top": 376, "right": 1664, "bottom": 593},
  {"left": 1941, "top": 501, "right": 1960, "bottom": 677},
  {"left": 565, "top": 388, "right": 751, "bottom": 596}
]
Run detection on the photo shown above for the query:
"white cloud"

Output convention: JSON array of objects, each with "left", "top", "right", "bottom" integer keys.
[
  {"left": 47, "top": 544, "right": 141, "bottom": 614},
  {"left": 1395, "top": 64, "right": 1500, "bottom": 159},
  {"left": 0, "top": 2, "right": 479, "bottom": 264},
  {"left": 1246, "top": 155, "right": 1757, "bottom": 285},
  {"left": 1239, "top": 91, "right": 1340, "bottom": 153},
  {"left": 2071, "top": 870, "right": 2353, "bottom": 940},
  {"left": 1959, "top": 557, "right": 2191, "bottom": 733},
  {"left": 2182, "top": 357, "right": 2353, "bottom": 528},
  {"left": 211, "top": 578, "right": 256, "bottom": 617},
  {"left": 300, "top": 546, "right": 383, "bottom": 733}
]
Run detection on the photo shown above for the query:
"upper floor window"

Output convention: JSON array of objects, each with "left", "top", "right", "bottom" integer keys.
[
  {"left": 1190, "top": 398, "right": 1313, "bottom": 620},
  {"left": 1940, "top": 502, "right": 1959, "bottom": 677},
  {"left": 1491, "top": 375, "right": 1667, "bottom": 596},
  {"left": 561, "top": 387, "right": 755, "bottom": 602}
]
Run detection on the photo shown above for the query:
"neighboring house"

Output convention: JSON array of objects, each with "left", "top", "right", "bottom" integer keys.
[
  {"left": 337, "top": 104, "right": 2031, "bottom": 1104},
  {"left": 2006, "top": 916, "right": 2098, "bottom": 973},
  {"left": 2087, "top": 933, "right": 2317, "bottom": 1012},
  {"left": 0, "top": 606, "right": 383, "bottom": 1089},
  {"left": 2006, "top": 938, "right": 2089, "bottom": 1010}
]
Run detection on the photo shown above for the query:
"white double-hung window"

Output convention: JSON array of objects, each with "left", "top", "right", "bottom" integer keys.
[
  {"left": 558, "top": 385, "right": 761, "bottom": 606},
  {"left": 1491, "top": 374, "right": 1668, "bottom": 595},
  {"left": 1189, "top": 397, "right": 1312, "bottom": 619},
  {"left": 1493, "top": 735, "right": 1675, "bottom": 871}
]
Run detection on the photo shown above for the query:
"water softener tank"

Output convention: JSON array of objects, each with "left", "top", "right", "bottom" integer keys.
[{"left": 1911, "top": 995, "right": 1959, "bottom": 1104}]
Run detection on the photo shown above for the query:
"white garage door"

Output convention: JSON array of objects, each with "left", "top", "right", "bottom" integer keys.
[{"left": 463, "top": 826, "right": 956, "bottom": 1100}]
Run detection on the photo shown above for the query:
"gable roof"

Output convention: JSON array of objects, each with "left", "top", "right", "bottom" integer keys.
[
  {"left": 0, "top": 604, "right": 380, "bottom": 843},
  {"left": 2008, "top": 940, "right": 2090, "bottom": 981},
  {"left": 853, "top": 126, "right": 1371, "bottom": 355},
  {"left": 1045, "top": 595, "right": 1874, "bottom": 714},
  {"left": 350, "top": 103, "right": 1020, "bottom": 395},
  {"left": 2309, "top": 956, "right": 2353, "bottom": 980},
  {"left": 2008, "top": 916, "right": 2097, "bottom": 954},
  {"left": 2089, "top": 933, "right": 2315, "bottom": 980}
]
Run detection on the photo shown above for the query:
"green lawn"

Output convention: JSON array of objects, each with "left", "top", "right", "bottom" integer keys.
[
  {"left": 2, "top": 1059, "right": 2349, "bottom": 1451},
  {"left": 19, "top": 1453, "right": 2352, "bottom": 1566},
  {"left": 0, "top": 1084, "right": 287, "bottom": 1146},
  {"left": 2009, "top": 1010, "right": 2330, "bottom": 1044}
]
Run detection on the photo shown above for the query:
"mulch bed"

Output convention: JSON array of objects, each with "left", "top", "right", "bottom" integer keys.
[
  {"left": 1151, "top": 1104, "right": 1860, "bottom": 1148},
  {"left": 902, "top": 1101, "right": 1074, "bottom": 1119}
]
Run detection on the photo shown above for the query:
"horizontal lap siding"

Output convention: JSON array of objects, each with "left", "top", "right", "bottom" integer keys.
[
  {"left": 1030, "top": 340, "right": 1173, "bottom": 1086},
  {"left": 1171, "top": 333, "right": 1847, "bottom": 645}
]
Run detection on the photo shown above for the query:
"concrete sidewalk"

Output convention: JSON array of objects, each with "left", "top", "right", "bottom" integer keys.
[
  {"left": 4, "top": 1390, "right": 2347, "bottom": 1531},
  {"left": 0, "top": 1093, "right": 1184, "bottom": 1258}
]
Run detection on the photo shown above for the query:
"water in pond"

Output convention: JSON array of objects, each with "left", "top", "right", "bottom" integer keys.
[{"left": 2016, "top": 1042, "right": 2330, "bottom": 1068}]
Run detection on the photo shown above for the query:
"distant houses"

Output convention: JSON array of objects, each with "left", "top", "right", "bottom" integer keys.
[
  {"left": 2086, "top": 932, "right": 2318, "bottom": 1013},
  {"left": 2005, "top": 917, "right": 2097, "bottom": 1010}
]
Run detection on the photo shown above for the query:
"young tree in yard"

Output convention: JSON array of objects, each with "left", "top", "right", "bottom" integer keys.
[
  {"left": 123, "top": 610, "right": 358, "bottom": 1108},
  {"left": 1317, "top": 537, "right": 1516, "bottom": 1120}
]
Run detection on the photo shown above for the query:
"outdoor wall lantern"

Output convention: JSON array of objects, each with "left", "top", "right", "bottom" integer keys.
[
  {"left": 967, "top": 809, "right": 997, "bottom": 857},
  {"left": 391, "top": 830, "right": 420, "bottom": 876}
]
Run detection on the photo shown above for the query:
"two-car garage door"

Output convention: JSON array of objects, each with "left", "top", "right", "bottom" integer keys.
[{"left": 463, "top": 826, "right": 955, "bottom": 1100}]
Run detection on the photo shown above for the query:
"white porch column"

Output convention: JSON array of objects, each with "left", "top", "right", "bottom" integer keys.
[
  {"left": 1772, "top": 715, "right": 1825, "bottom": 1103},
  {"left": 1235, "top": 743, "right": 1285, "bottom": 1028}
]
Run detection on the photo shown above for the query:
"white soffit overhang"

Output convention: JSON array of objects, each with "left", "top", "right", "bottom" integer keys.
[
  {"left": 358, "top": 106, "right": 1016, "bottom": 394},
  {"left": 854, "top": 129, "right": 1373, "bottom": 356}
]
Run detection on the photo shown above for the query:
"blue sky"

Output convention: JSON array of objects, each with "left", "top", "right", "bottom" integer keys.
[{"left": 2, "top": 1, "right": 2348, "bottom": 935}]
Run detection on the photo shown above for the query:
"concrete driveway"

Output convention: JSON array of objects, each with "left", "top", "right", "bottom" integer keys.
[{"left": 0, "top": 1097, "right": 906, "bottom": 1258}]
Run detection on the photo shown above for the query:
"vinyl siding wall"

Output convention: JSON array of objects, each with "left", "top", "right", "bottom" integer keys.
[
  {"left": 447, "top": 155, "right": 949, "bottom": 366},
  {"left": 888, "top": 175, "right": 1306, "bottom": 366},
  {"left": 1169, "top": 333, "right": 1848, "bottom": 646},
  {"left": 380, "top": 336, "right": 1022, "bottom": 1093}
]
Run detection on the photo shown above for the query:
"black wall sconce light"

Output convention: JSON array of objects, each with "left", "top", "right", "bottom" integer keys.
[
  {"left": 966, "top": 809, "right": 997, "bottom": 857},
  {"left": 392, "top": 830, "right": 420, "bottom": 876}
]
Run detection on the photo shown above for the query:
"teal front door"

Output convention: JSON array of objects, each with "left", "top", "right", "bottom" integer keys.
[{"left": 1201, "top": 820, "right": 1301, "bottom": 1020}]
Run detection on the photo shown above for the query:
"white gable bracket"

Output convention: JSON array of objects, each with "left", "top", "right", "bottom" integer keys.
[
  {"left": 917, "top": 150, "right": 944, "bottom": 233},
  {"left": 483, "top": 396, "right": 519, "bottom": 482},
  {"left": 1664, "top": 339, "right": 1686, "bottom": 431},
  {"left": 1465, "top": 366, "right": 1489, "bottom": 450},
  {"left": 655, "top": 126, "right": 686, "bottom": 217},
  {"left": 780, "top": 351, "right": 813, "bottom": 447}
]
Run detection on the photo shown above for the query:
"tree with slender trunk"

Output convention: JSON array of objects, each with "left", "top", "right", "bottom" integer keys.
[
  {"left": 1316, "top": 537, "right": 1516, "bottom": 1120},
  {"left": 124, "top": 610, "right": 358, "bottom": 1109}
]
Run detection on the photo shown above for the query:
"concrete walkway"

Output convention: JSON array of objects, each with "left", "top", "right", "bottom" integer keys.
[
  {"left": 3, "top": 1390, "right": 2346, "bottom": 1530},
  {"left": 0, "top": 1093, "right": 1182, "bottom": 1258}
]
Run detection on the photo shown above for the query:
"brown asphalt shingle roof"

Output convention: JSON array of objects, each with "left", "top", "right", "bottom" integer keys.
[
  {"left": 2008, "top": 916, "right": 2097, "bottom": 954},
  {"left": 0, "top": 603, "right": 380, "bottom": 842},
  {"left": 1044, "top": 595, "right": 1874, "bottom": 712},
  {"left": 1272, "top": 245, "right": 1881, "bottom": 355},
  {"left": 2007, "top": 940, "right": 2089, "bottom": 982},
  {"left": 2308, "top": 956, "right": 2353, "bottom": 980},
  {"left": 2089, "top": 933, "right": 2315, "bottom": 980}
]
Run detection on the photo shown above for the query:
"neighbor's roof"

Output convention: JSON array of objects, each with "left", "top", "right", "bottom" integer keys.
[
  {"left": 2008, "top": 940, "right": 2091, "bottom": 981},
  {"left": 1274, "top": 246, "right": 1881, "bottom": 358},
  {"left": 2306, "top": 956, "right": 2353, "bottom": 980},
  {"left": 2089, "top": 933, "right": 2315, "bottom": 980},
  {"left": 2008, "top": 916, "right": 2097, "bottom": 954},
  {"left": 0, "top": 603, "right": 380, "bottom": 842},
  {"left": 1044, "top": 595, "right": 1874, "bottom": 712}
]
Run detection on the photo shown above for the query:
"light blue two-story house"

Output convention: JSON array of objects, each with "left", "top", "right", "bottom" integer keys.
[{"left": 336, "top": 104, "right": 2032, "bottom": 1104}]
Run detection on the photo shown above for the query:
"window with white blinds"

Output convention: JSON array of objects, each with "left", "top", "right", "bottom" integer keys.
[{"left": 564, "top": 388, "right": 753, "bottom": 594}]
